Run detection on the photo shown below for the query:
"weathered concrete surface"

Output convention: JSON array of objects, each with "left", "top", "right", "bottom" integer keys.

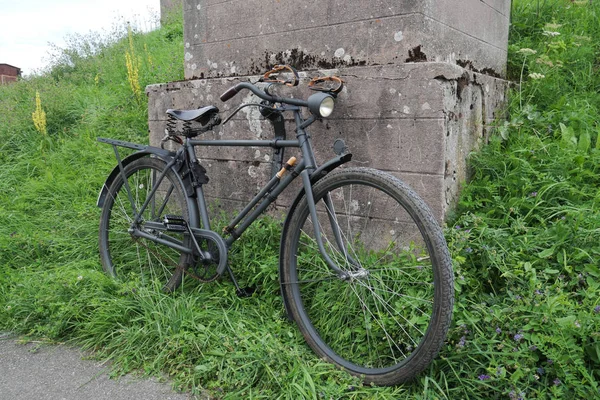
[
  {"left": 0, "top": 335, "right": 199, "bottom": 400},
  {"left": 154, "top": 0, "right": 511, "bottom": 223},
  {"left": 182, "top": 0, "right": 510, "bottom": 80},
  {"left": 147, "top": 63, "right": 509, "bottom": 222}
]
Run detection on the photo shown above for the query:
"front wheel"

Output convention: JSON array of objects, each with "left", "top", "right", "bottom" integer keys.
[{"left": 281, "top": 167, "right": 454, "bottom": 385}]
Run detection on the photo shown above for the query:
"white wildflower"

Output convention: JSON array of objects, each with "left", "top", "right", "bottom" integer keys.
[
  {"left": 544, "top": 23, "right": 562, "bottom": 30},
  {"left": 518, "top": 48, "right": 537, "bottom": 55},
  {"left": 536, "top": 56, "right": 554, "bottom": 67},
  {"left": 542, "top": 31, "right": 561, "bottom": 37},
  {"left": 529, "top": 73, "right": 546, "bottom": 80},
  {"left": 574, "top": 35, "right": 591, "bottom": 42}
]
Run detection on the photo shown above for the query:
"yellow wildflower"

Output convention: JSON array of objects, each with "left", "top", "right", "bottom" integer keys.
[
  {"left": 144, "top": 43, "right": 154, "bottom": 68},
  {"left": 125, "top": 25, "right": 142, "bottom": 102},
  {"left": 32, "top": 91, "right": 47, "bottom": 135}
]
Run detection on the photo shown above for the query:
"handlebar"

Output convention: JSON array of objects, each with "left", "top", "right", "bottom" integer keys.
[
  {"left": 220, "top": 82, "right": 308, "bottom": 107},
  {"left": 220, "top": 85, "right": 241, "bottom": 102}
]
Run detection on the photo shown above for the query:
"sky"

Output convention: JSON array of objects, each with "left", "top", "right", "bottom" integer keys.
[{"left": 0, "top": 0, "right": 160, "bottom": 76}]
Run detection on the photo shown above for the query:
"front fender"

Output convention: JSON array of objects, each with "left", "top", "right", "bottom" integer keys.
[
  {"left": 96, "top": 147, "right": 177, "bottom": 208},
  {"left": 278, "top": 153, "right": 352, "bottom": 319}
]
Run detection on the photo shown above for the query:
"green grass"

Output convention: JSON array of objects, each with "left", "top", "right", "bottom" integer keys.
[{"left": 1, "top": 1, "right": 600, "bottom": 398}]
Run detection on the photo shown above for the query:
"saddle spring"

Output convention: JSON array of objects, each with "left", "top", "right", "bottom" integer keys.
[
  {"left": 166, "top": 115, "right": 194, "bottom": 136},
  {"left": 182, "top": 120, "right": 192, "bottom": 135},
  {"left": 166, "top": 114, "right": 177, "bottom": 135},
  {"left": 161, "top": 115, "right": 184, "bottom": 148}
]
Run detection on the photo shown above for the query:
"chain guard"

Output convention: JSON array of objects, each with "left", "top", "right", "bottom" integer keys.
[
  {"left": 184, "top": 228, "right": 228, "bottom": 282},
  {"left": 132, "top": 225, "right": 227, "bottom": 284}
]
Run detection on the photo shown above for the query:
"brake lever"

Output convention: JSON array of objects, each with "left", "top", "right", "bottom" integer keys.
[
  {"left": 260, "top": 65, "right": 300, "bottom": 87},
  {"left": 308, "top": 76, "right": 344, "bottom": 95}
]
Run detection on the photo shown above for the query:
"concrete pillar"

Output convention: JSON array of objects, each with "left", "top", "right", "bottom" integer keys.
[{"left": 150, "top": 0, "right": 511, "bottom": 221}]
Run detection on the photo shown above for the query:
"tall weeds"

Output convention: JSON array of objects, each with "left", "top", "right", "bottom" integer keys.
[{"left": 447, "top": 0, "right": 600, "bottom": 398}]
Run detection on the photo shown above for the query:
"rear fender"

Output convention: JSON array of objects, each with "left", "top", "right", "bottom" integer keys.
[{"left": 96, "top": 147, "right": 179, "bottom": 208}]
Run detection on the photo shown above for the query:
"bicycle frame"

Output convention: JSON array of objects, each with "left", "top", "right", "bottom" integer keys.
[
  {"left": 97, "top": 68, "right": 455, "bottom": 383},
  {"left": 98, "top": 103, "right": 354, "bottom": 281}
]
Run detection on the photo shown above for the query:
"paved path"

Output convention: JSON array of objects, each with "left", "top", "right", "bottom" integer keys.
[{"left": 0, "top": 333, "right": 198, "bottom": 400}]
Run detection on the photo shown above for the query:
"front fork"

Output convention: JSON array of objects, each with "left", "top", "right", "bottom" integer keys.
[
  {"left": 299, "top": 170, "right": 361, "bottom": 279},
  {"left": 292, "top": 108, "right": 361, "bottom": 279}
]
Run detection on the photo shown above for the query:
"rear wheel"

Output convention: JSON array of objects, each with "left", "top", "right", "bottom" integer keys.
[
  {"left": 281, "top": 167, "right": 453, "bottom": 385},
  {"left": 99, "top": 157, "right": 191, "bottom": 291}
]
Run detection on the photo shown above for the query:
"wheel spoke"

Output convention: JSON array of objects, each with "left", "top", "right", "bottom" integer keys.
[
  {"left": 99, "top": 158, "right": 189, "bottom": 291},
  {"left": 284, "top": 168, "right": 453, "bottom": 384}
]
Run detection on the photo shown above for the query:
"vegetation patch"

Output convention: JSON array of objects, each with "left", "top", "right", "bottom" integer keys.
[{"left": 1, "top": 1, "right": 599, "bottom": 398}]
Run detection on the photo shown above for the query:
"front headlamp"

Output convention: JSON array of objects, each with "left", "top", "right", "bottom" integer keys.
[{"left": 307, "top": 92, "right": 335, "bottom": 118}]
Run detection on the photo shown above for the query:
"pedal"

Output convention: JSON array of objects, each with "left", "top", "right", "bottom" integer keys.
[
  {"left": 165, "top": 224, "right": 187, "bottom": 232},
  {"left": 163, "top": 215, "right": 187, "bottom": 231},
  {"left": 164, "top": 214, "right": 186, "bottom": 224},
  {"left": 236, "top": 286, "right": 257, "bottom": 298}
]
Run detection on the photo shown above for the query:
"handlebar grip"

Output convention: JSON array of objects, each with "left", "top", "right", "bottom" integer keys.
[{"left": 220, "top": 85, "right": 241, "bottom": 102}]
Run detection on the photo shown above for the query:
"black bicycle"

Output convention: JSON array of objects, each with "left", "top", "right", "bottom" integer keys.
[{"left": 96, "top": 65, "right": 454, "bottom": 385}]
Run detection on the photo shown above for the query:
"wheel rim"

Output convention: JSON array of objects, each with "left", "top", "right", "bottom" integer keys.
[
  {"left": 288, "top": 178, "right": 439, "bottom": 373},
  {"left": 101, "top": 161, "right": 188, "bottom": 288}
]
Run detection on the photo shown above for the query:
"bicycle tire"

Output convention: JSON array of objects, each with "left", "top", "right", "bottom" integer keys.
[
  {"left": 281, "top": 167, "right": 453, "bottom": 385},
  {"left": 99, "top": 157, "right": 191, "bottom": 292}
]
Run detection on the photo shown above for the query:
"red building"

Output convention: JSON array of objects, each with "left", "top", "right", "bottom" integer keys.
[{"left": 0, "top": 64, "right": 21, "bottom": 84}]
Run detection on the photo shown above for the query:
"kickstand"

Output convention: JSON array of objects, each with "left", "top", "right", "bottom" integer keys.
[{"left": 226, "top": 265, "right": 256, "bottom": 298}]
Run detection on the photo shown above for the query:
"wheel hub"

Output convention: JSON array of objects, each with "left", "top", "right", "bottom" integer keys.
[{"left": 346, "top": 268, "right": 369, "bottom": 281}]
